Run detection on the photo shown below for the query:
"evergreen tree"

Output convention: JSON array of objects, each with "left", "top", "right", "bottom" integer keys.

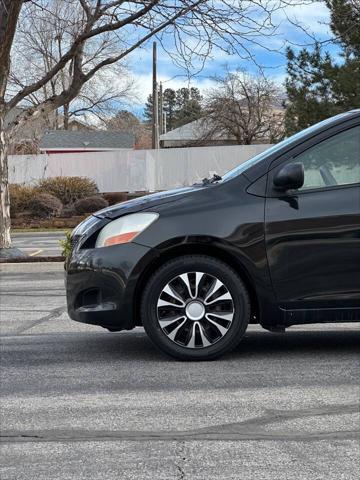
[
  {"left": 174, "top": 87, "right": 203, "bottom": 128},
  {"left": 190, "top": 87, "right": 203, "bottom": 103},
  {"left": 285, "top": 0, "right": 360, "bottom": 135},
  {"left": 163, "top": 88, "right": 176, "bottom": 130},
  {"left": 175, "top": 87, "right": 190, "bottom": 108},
  {"left": 143, "top": 87, "right": 202, "bottom": 130},
  {"left": 144, "top": 94, "right": 154, "bottom": 124},
  {"left": 326, "top": 0, "right": 360, "bottom": 57},
  {"left": 175, "top": 98, "right": 202, "bottom": 128}
]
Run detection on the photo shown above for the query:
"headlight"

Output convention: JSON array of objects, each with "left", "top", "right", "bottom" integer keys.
[
  {"left": 72, "top": 215, "right": 100, "bottom": 238},
  {"left": 71, "top": 215, "right": 103, "bottom": 249},
  {"left": 95, "top": 212, "right": 159, "bottom": 248}
]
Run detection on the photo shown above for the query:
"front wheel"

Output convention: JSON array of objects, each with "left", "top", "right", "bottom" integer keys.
[{"left": 141, "top": 255, "right": 250, "bottom": 360}]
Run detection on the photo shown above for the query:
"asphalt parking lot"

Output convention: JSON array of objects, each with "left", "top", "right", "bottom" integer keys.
[
  {"left": 11, "top": 231, "right": 65, "bottom": 257},
  {"left": 0, "top": 263, "right": 359, "bottom": 480}
]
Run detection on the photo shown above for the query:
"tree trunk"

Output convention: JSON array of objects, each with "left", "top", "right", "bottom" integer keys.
[
  {"left": 0, "top": 0, "right": 24, "bottom": 249},
  {"left": 0, "top": 111, "right": 11, "bottom": 248},
  {"left": 63, "top": 103, "right": 70, "bottom": 130}
]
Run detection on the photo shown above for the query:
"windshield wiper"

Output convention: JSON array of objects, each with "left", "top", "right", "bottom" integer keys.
[{"left": 202, "top": 173, "right": 222, "bottom": 185}]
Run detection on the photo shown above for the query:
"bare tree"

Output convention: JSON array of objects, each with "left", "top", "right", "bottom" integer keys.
[
  {"left": 1, "top": 0, "right": 310, "bottom": 250},
  {"left": 202, "top": 70, "right": 284, "bottom": 145},
  {"left": 105, "top": 109, "right": 141, "bottom": 134},
  {"left": 63, "top": 69, "right": 134, "bottom": 126},
  {"left": 0, "top": 0, "right": 23, "bottom": 249},
  {"left": 105, "top": 110, "right": 152, "bottom": 149},
  {"left": 9, "top": 0, "right": 135, "bottom": 129}
]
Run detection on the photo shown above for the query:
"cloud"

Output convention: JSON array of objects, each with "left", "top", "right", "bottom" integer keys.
[
  {"left": 280, "top": 2, "right": 331, "bottom": 37},
  {"left": 131, "top": 72, "right": 217, "bottom": 105},
  {"left": 121, "top": 1, "right": 334, "bottom": 110}
]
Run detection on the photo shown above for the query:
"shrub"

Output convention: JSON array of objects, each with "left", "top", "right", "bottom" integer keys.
[
  {"left": 36, "top": 176, "right": 98, "bottom": 205},
  {"left": 60, "top": 231, "right": 72, "bottom": 258},
  {"left": 61, "top": 205, "right": 76, "bottom": 218},
  {"left": 73, "top": 195, "right": 109, "bottom": 214},
  {"left": 103, "top": 192, "right": 127, "bottom": 205},
  {"left": 28, "top": 193, "right": 63, "bottom": 218},
  {"left": 9, "top": 184, "right": 36, "bottom": 216}
]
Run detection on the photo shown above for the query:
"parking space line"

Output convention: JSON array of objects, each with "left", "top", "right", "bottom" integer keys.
[{"left": 29, "top": 249, "right": 43, "bottom": 257}]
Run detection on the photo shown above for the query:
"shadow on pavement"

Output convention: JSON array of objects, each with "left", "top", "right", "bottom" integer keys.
[
  {"left": 2, "top": 328, "right": 359, "bottom": 397},
  {"left": 3, "top": 327, "right": 359, "bottom": 364},
  {"left": 71, "top": 328, "right": 360, "bottom": 359}
]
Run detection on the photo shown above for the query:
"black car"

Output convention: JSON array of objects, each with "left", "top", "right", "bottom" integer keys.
[{"left": 66, "top": 110, "right": 360, "bottom": 360}]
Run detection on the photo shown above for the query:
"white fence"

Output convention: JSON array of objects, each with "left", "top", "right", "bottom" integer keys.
[{"left": 9, "top": 144, "right": 271, "bottom": 192}]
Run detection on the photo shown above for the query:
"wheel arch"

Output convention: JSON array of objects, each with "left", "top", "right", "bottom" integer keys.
[{"left": 134, "top": 239, "right": 260, "bottom": 325}]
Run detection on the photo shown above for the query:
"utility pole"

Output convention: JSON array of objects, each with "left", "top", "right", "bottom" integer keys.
[
  {"left": 163, "top": 111, "right": 167, "bottom": 134},
  {"left": 152, "top": 42, "right": 159, "bottom": 149},
  {"left": 159, "top": 82, "right": 163, "bottom": 136}
]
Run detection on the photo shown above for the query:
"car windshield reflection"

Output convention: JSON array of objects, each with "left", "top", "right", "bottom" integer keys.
[{"left": 222, "top": 111, "right": 352, "bottom": 181}]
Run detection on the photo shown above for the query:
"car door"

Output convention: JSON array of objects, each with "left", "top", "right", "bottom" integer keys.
[{"left": 265, "top": 124, "right": 360, "bottom": 318}]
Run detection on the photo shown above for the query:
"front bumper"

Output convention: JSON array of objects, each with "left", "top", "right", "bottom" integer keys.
[{"left": 65, "top": 241, "right": 156, "bottom": 331}]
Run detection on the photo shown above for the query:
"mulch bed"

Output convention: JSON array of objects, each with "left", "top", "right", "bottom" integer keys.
[
  {"left": 0, "top": 256, "right": 65, "bottom": 263},
  {"left": 11, "top": 215, "right": 86, "bottom": 229}
]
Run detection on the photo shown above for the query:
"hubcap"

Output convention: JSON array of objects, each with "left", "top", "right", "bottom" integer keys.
[
  {"left": 186, "top": 301, "right": 205, "bottom": 321},
  {"left": 157, "top": 271, "right": 234, "bottom": 349}
]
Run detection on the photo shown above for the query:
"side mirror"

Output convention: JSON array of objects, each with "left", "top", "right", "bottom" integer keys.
[{"left": 273, "top": 162, "right": 304, "bottom": 191}]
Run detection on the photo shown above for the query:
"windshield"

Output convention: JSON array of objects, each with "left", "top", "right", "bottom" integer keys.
[{"left": 222, "top": 112, "right": 351, "bottom": 181}]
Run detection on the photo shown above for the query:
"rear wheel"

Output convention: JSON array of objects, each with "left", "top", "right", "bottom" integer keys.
[{"left": 141, "top": 255, "right": 250, "bottom": 360}]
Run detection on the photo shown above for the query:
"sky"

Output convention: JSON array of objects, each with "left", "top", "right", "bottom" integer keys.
[{"left": 120, "top": 1, "right": 339, "bottom": 117}]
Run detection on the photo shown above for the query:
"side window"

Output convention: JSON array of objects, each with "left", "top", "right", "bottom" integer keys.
[{"left": 294, "top": 126, "right": 360, "bottom": 191}]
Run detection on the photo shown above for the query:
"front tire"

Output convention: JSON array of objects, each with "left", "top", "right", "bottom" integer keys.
[{"left": 141, "top": 255, "right": 250, "bottom": 360}]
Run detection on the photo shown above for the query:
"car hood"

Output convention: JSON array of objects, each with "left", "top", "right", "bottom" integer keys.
[{"left": 94, "top": 185, "right": 206, "bottom": 219}]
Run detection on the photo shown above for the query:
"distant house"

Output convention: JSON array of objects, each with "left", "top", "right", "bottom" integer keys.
[
  {"left": 58, "top": 118, "right": 94, "bottom": 132},
  {"left": 40, "top": 130, "right": 135, "bottom": 154},
  {"left": 159, "top": 119, "right": 235, "bottom": 148},
  {"left": 5, "top": 107, "right": 94, "bottom": 154},
  {"left": 160, "top": 107, "right": 284, "bottom": 148}
]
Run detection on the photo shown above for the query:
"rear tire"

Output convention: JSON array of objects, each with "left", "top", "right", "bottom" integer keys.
[{"left": 141, "top": 255, "right": 250, "bottom": 360}]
